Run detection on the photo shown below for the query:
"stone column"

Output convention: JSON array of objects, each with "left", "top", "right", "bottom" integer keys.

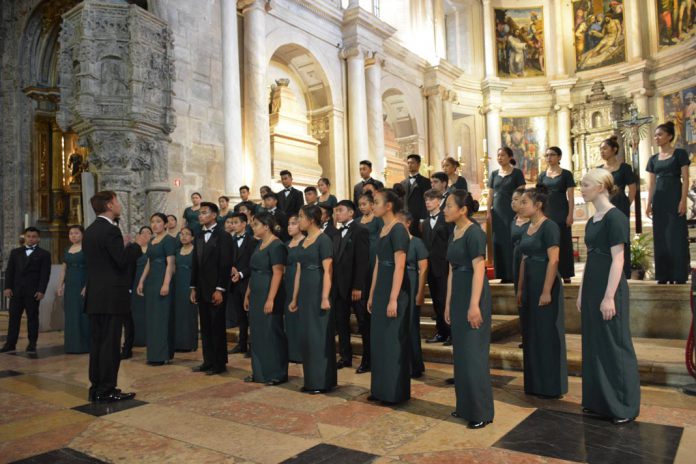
[
  {"left": 485, "top": 106, "right": 501, "bottom": 172},
  {"left": 222, "top": 0, "right": 244, "bottom": 196},
  {"left": 555, "top": 104, "right": 572, "bottom": 170},
  {"left": 241, "top": 0, "right": 271, "bottom": 190},
  {"left": 342, "top": 46, "right": 369, "bottom": 184},
  {"left": 634, "top": 91, "right": 652, "bottom": 180},
  {"left": 365, "top": 53, "right": 385, "bottom": 179},
  {"left": 425, "top": 86, "right": 445, "bottom": 164},
  {"left": 433, "top": 0, "right": 446, "bottom": 60},
  {"left": 552, "top": 0, "right": 566, "bottom": 76},
  {"left": 627, "top": 0, "right": 643, "bottom": 60},
  {"left": 482, "top": 0, "right": 496, "bottom": 78},
  {"left": 442, "top": 90, "right": 455, "bottom": 156}
]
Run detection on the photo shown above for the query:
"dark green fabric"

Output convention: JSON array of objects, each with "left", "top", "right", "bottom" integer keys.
[
  {"left": 363, "top": 216, "right": 384, "bottom": 272},
  {"left": 297, "top": 233, "right": 336, "bottom": 390},
  {"left": 144, "top": 235, "right": 176, "bottom": 363},
  {"left": 284, "top": 242, "right": 303, "bottom": 363},
  {"left": 173, "top": 250, "right": 198, "bottom": 351},
  {"left": 646, "top": 148, "right": 691, "bottom": 282},
  {"left": 537, "top": 169, "right": 576, "bottom": 279},
  {"left": 63, "top": 250, "right": 90, "bottom": 353},
  {"left": 511, "top": 218, "right": 530, "bottom": 294},
  {"left": 446, "top": 225, "right": 494, "bottom": 422},
  {"left": 183, "top": 207, "right": 201, "bottom": 235},
  {"left": 131, "top": 251, "right": 148, "bottom": 347},
  {"left": 318, "top": 195, "right": 338, "bottom": 208},
  {"left": 518, "top": 219, "right": 568, "bottom": 396},
  {"left": 406, "top": 236, "right": 428, "bottom": 376},
  {"left": 600, "top": 163, "right": 636, "bottom": 278},
  {"left": 249, "top": 240, "right": 288, "bottom": 383},
  {"left": 216, "top": 210, "right": 234, "bottom": 229},
  {"left": 581, "top": 208, "right": 640, "bottom": 419},
  {"left": 489, "top": 168, "right": 526, "bottom": 280},
  {"left": 370, "top": 223, "right": 411, "bottom": 403}
]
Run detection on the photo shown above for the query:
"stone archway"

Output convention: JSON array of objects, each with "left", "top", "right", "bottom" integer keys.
[
  {"left": 382, "top": 88, "right": 419, "bottom": 182},
  {"left": 267, "top": 44, "right": 334, "bottom": 189}
]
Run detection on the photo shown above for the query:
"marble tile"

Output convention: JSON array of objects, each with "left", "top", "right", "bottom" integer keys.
[
  {"left": 236, "top": 383, "right": 346, "bottom": 414},
  {"left": 9, "top": 447, "right": 106, "bottom": 463},
  {"left": 125, "top": 368, "right": 232, "bottom": 402},
  {"left": 674, "top": 426, "right": 696, "bottom": 464},
  {"left": 281, "top": 443, "right": 378, "bottom": 463},
  {"left": 0, "top": 409, "right": 92, "bottom": 442},
  {"left": 397, "top": 447, "right": 574, "bottom": 463},
  {"left": 7, "top": 345, "right": 69, "bottom": 359},
  {"left": 494, "top": 409, "right": 683, "bottom": 463},
  {"left": 313, "top": 400, "right": 391, "bottom": 428},
  {"left": 0, "top": 370, "right": 23, "bottom": 379},
  {"left": 0, "top": 420, "right": 93, "bottom": 463},
  {"left": 0, "top": 374, "right": 89, "bottom": 408},
  {"left": 0, "top": 390, "right": 62, "bottom": 425},
  {"left": 316, "top": 423, "right": 352, "bottom": 440},
  {"left": 72, "top": 399, "right": 147, "bottom": 417}
]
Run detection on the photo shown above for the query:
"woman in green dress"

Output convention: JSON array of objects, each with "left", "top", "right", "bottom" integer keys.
[
  {"left": 444, "top": 190, "right": 494, "bottom": 429},
  {"left": 488, "top": 148, "right": 526, "bottom": 283},
  {"left": 510, "top": 187, "right": 530, "bottom": 349},
  {"left": 367, "top": 189, "right": 411, "bottom": 404},
  {"left": 517, "top": 186, "right": 568, "bottom": 399},
  {"left": 173, "top": 227, "right": 198, "bottom": 352},
  {"left": 537, "top": 147, "right": 576, "bottom": 283},
  {"left": 646, "top": 121, "right": 691, "bottom": 284},
  {"left": 290, "top": 205, "right": 336, "bottom": 393},
  {"left": 284, "top": 214, "right": 304, "bottom": 363},
  {"left": 599, "top": 136, "right": 636, "bottom": 278},
  {"left": 217, "top": 195, "right": 235, "bottom": 229},
  {"left": 244, "top": 212, "right": 288, "bottom": 385},
  {"left": 398, "top": 212, "right": 428, "bottom": 379},
  {"left": 578, "top": 169, "right": 640, "bottom": 425},
  {"left": 131, "top": 226, "right": 152, "bottom": 347},
  {"left": 56, "top": 225, "right": 90, "bottom": 354},
  {"left": 359, "top": 192, "right": 384, "bottom": 273},
  {"left": 317, "top": 177, "right": 338, "bottom": 208},
  {"left": 137, "top": 213, "right": 176, "bottom": 365},
  {"left": 442, "top": 156, "right": 468, "bottom": 192},
  {"left": 182, "top": 192, "right": 203, "bottom": 236}
]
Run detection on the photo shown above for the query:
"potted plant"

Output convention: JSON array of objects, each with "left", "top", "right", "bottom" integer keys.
[{"left": 630, "top": 232, "right": 653, "bottom": 280}]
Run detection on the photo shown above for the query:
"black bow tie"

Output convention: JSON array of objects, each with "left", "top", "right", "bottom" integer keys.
[
  {"left": 430, "top": 215, "right": 438, "bottom": 220},
  {"left": 203, "top": 229, "right": 213, "bottom": 235},
  {"left": 236, "top": 235, "right": 245, "bottom": 240},
  {"left": 25, "top": 246, "right": 36, "bottom": 250},
  {"left": 410, "top": 175, "right": 417, "bottom": 179},
  {"left": 284, "top": 188, "right": 291, "bottom": 192}
]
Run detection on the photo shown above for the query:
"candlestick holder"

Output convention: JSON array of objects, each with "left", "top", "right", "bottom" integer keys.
[{"left": 480, "top": 150, "right": 489, "bottom": 209}]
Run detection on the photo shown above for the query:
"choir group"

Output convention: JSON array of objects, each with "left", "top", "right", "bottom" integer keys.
[{"left": 2, "top": 121, "right": 689, "bottom": 429}]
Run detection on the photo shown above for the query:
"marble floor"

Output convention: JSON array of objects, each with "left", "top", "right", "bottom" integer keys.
[{"left": 1, "top": 323, "right": 696, "bottom": 463}]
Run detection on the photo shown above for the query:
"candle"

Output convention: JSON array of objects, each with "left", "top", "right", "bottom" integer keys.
[
  {"left": 24, "top": 213, "right": 29, "bottom": 229},
  {"left": 483, "top": 138, "right": 488, "bottom": 153},
  {"left": 457, "top": 146, "right": 462, "bottom": 159}
]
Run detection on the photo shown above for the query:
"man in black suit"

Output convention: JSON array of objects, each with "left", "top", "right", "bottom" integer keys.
[
  {"left": 190, "top": 202, "right": 234, "bottom": 375},
  {"left": 353, "top": 160, "right": 384, "bottom": 206},
  {"left": 263, "top": 192, "right": 289, "bottom": 241},
  {"left": 430, "top": 171, "right": 449, "bottom": 211},
  {"left": 82, "top": 191, "right": 145, "bottom": 402},
  {"left": 277, "top": 170, "right": 304, "bottom": 216},
  {"left": 233, "top": 185, "right": 257, "bottom": 215},
  {"left": 227, "top": 213, "right": 258, "bottom": 355},
  {"left": 1, "top": 227, "right": 51, "bottom": 353},
  {"left": 319, "top": 203, "right": 339, "bottom": 240},
  {"left": 400, "top": 154, "right": 431, "bottom": 237},
  {"left": 332, "top": 200, "right": 371, "bottom": 372},
  {"left": 421, "top": 189, "right": 452, "bottom": 345}
]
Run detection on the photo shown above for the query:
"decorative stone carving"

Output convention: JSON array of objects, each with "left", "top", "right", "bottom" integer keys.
[{"left": 57, "top": 0, "right": 175, "bottom": 234}]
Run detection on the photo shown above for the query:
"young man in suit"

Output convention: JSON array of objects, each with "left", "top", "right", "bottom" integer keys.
[
  {"left": 332, "top": 200, "right": 371, "bottom": 372},
  {"left": 400, "top": 154, "right": 431, "bottom": 236},
  {"left": 263, "top": 192, "right": 289, "bottom": 241},
  {"left": 421, "top": 189, "right": 452, "bottom": 346},
  {"left": 233, "top": 185, "right": 257, "bottom": 215},
  {"left": 82, "top": 191, "right": 146, "bottom": 402},
  {"left": 430, "top": 171, "right": 449, "bottom": 210},
  {"left": 304, "top": 186, "right": 319, "bottom": 206},
  {"left": 319, "top": 203, "right": 339, "bottom": 240},
  {"left": 1, "top": 227, "right": 51, "bottom": 353},
  {"left": 190, "top": 202, "right": 234, "bottom": 375},
  {"left": 277, "top": 170, "right": 304, "bottom": 216},
  {"left": 353, "top": 160, "right": 384, "bottom": 205},
  {"left": 227, "top": 213, "right": 258, "bottom": 356}
]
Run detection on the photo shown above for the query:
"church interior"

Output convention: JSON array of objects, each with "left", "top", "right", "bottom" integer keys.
[{"left": 1, "top": 0, "right": 696, "bottom": 462}]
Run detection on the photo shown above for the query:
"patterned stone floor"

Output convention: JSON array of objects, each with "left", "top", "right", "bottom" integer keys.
[{"left": 1, "top": 324, "right": 696, "bottom": 463}]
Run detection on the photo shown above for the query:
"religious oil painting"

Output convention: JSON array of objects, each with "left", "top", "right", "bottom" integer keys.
[
  {"left": 494, "top": 7, "right": 545, "bottom": 78},
  {"left": 657, "top": 0, "right": 696, "bottom": 47},
  {"left": 572, "top": 0, "right": 626, "bottom": 71},
  {"left": 501, "top": 116, "right": 548, "bottom": 183}
]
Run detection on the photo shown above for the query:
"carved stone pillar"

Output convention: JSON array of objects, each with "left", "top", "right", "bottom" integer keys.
[
  {"left": 442, "top": 89, "right": 456, "bottom": 156},
  {"left": 222, "top": 0, "right": 244, "bottom": 196},
  {"left": 365, "top": 53, "right": 385, "bottom": 179},
  {"left": 627, "top": 0, "right": 643, "bottom": 60},
  {"left": 633, "top": 90, "right": 652, "bottom": 180},
  {"left": 57, "top": 0, "right": 176, "bottom": 234},
  {"left": 556, "top": 104, "right": 573, "bottom": 170},
  {"left": 425, "top": 86, "right": 445, "bottom": 164},
  {"left": 482, "top": 0, "right": 496, "bottom": 78},
  {"left": 343, "top": 46, "right": 370, "bottom": 183}
]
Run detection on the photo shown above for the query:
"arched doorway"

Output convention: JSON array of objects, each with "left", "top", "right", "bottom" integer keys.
[
  {"left": 267, "top": 44, "right": 334, "bottom": 190},
  {"left": 382, "top": 88, "right": 419, "bottom": 183}
]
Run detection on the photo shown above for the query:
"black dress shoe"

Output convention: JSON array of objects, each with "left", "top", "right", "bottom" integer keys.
[
  {"left": 26, "top": 344, "right": 37, "bottom": 353},
  {"left": 356, "top": 364, "right": 370, "bottom": 374},
  {"left": 337, "top": 359, "right": 352, "bottom": 369},
  {"left": 467, "top": 420, "right": 492, "bottom": 429},
  {"left": 443, "top": 336, "right": 452, "bottom": 346},
  {"left": 537, "top": 394, "right": 563, "bottom": 400},
  {"left": 147, "top": 361, "right": 165, "bottom": 366},
  {"left": 0, "top": 344, "right": 15, "bottom": 353},
  {"left": 301, "top": 386, "right": 326, "bottom": 394},
  {"left": 563, "top": 278, "right": 571, "bottom": 284},
  {"left": 244, "top": 375, "right": 255, "bottom": 383},
  {"left": 612, "top": 417, "right": 635, "bottom": 425},
  {"left": 500, "top": 279, "right": 513, "bottom": 284},
  {"left": 120, "top": 351, "right": 133, "bottom": 360},
  {"left": 228, "top": 344, "right": 246, "bottom": 354},
  {"left": 657, "top": 280, "right": 668, "bottom": 285},
  {"left": 445, "top": 377, "right": 455, "bottom": 385},
  {"left": 518, "top": 343, "right": 524, "bottom": 349},
  {"left": 411, "top": 371, "right": 423, "bottom": 379},
  {"left": 192, "top": 364, "right": 212, "bottom": 372},
  {"left": 425, "top": 334, "right": 446, "bottom": 344},
  {"left": 206, "top": 368, "right": 227, "bottom": 375},
  {"left": 366, "top": 395, "right": 379, "bottom": 402},
  {"left": 244, "top": 352, "right": 251, "bottom": 358},
  {"left": 96, "top": 391, "right": 136, "bottom": 403},
  {"left": 265, "top": 377, "right": 288, "bottom": 386},
  {"left": 582, "top": 407, "right": 599, "bottom": 416}
]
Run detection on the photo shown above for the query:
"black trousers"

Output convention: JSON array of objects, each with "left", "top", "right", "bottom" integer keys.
[
  {"left": 122, "top": 312, "right": 134, "bottom": 353},
  {"left": 199, "top": 300, "right": 228, "bottom": 370},
  {"left": 7, "top": 290, "right": 40, "bottom": 347},
  {"left": 89, "top": 314, "right": 124, "bottom": 397},
  {"left": 334, "top": 295, "right": 371, "bottom": 364},
  {"left": 427, "top": 271, "right": 450, "bottom": 338},
  {"left": 230, "top": 283, "right": 248, "bottom": 348}
]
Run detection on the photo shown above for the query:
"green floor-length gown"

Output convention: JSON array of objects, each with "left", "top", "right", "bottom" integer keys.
[
  {"left": 363, "top": 216, "right": 384, "bottom": 272},
  {"left": 537, "top": 170, "right": 576, "bottom": 279},
  {"left": 296, "top": 233, "right": 337, "bottom": 391},
  {"left": 511, "top": 218, "right": 530, "bottom": 294},
  {"left": 144, "top": 235, "right": 176, "bottom": 363},
  {"left": 248, "top": 240, "right": 289, "bottom": 383},
  {"left": 406, "top": 236, "right": 427, "bottom": 377},
  {"left": 173, "top": 249, "right": 198, "bottom": 351},
  {"left": 601, "top": 163, "right": 636, "bottom": 278},
  {"left": 518, "top": 219, "right": 568, "bottom": 396},
  {"left": 581, "top": 208, "right": 640, "bottom": 419},
  {"left": 447, "top": 225, "right": 494, "bottom": 422},
  {"left": 63, "top": 250, "right": 90, "bottom": 353},
  {"left": 646, "top": 149, "right": 691, "bottom": 282},
  {"left": 371, "top": 223, "right": 411, "bottom": 403},
  {"left": 131, "top": 250, "right": 148, "bottom": 347},
  {"left": 284, "top": 241, "right": 303, "bottom": 363},
  {"left": 183, "top": 206, "right": 201, "bottom": 236},
  {"left": 318, "top": 195, "right": 338, "bottom": 208},
  {"left": 489, "top": 168, "right": 526, "bottom": 281}
]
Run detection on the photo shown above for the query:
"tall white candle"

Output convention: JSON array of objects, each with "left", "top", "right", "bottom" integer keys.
[
  {"left": 483, "top": 138, "right": 488, "bottom": 153},
  {"left": 24, "top": 213, "right": 29, "bottom": 229},
  {"left": 457, "top": 146, "right": 462, "bottom": 159}
]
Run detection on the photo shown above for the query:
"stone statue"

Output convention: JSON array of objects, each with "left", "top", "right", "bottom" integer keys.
[{"left": 68, "top": 152, "right": 85, "bottom": 184}]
